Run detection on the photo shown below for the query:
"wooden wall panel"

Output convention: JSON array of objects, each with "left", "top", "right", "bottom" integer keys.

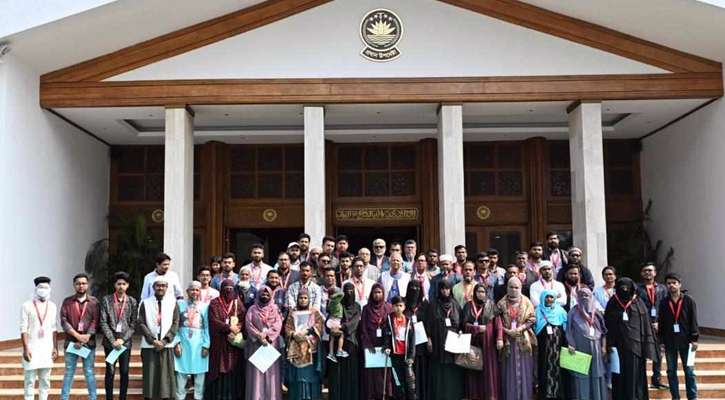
[
  {"left": 225, "top": 205, "right": 304, "bottom": 228},
  {"left": 465, "top": 202, "right": 529, "bottom": 225},
  {"left": 525, "top": 137, "right": 547, "bottom": 241},
  {"left": 420, "top": 139, "right": 440, "bottom": 251}
]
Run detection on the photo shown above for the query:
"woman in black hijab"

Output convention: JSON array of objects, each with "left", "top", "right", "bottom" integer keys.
[
  {"left": 425, "top": 279, "right": 464, "bottom": 400},
  {"left": 605, "top": 277, "right": 656, "bottom": 400},
  {"left": 405, "top": 279, "right": 429, "bottom": 400},
  {"left": 462, "top": 283, "right": 501, "bottom": 400},
  {"left": 328, "top": 282, "right": 361, "bottom": 400}
]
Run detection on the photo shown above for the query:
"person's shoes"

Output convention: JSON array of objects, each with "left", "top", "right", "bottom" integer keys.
[
  {"left": 336, "top": 349, "right": 349, "bottom": 358},
  {"left": 651, "top": 382, "right": 669, "bottom": 390},
  {"left": 327, "top": 353, "right": 338, "bottom": 362}
]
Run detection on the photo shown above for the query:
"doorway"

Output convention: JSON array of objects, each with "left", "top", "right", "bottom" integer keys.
[
  {"left": 335, "top": 226, "right": 420, "bottom": 255},
  {"left": 228, "top": 228, "right": 301, "bottom": 266},
  {"left": 466, "top": 226, "right": 527, "bottom": 267}
]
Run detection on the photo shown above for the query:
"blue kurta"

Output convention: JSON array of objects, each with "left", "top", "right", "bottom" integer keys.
[{"left": 173, "top": 300, "right": 210, "bottom": 374}]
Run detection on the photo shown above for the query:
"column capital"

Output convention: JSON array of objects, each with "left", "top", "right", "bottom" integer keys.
[
  {"left": 165, "top": 104, "right": 195, "bottom": 117},
  {"left": 566, "top": 100, "right": 601, "bottom": 114}
]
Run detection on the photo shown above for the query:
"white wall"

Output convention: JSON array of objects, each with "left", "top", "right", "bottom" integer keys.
[
  {"left": 641, "top": 73, "right": 725, "bottom": 330},
  {"left": 0, "top": 54, "right": 110, "bottom": 342},
  {"left": 0, "top": 0, "right": 119, "bottom": 38}
]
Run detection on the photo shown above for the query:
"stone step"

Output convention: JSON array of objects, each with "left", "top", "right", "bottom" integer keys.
[
  {"left": 648, "top": 383, "right": 725, "bottom": 398},
  {"left": 0, "top": 375, "right": 143, "bottom": 389},
  {"left": 647, "top": 370, "right": 725, "bottom": 384},
  {"left": 0, "top": 353, "right": 142, "bottom": 364},
  {"left": 0, "top": 363, "right": 142, "bottom": 376},
  {"left": 0, "top": 389, "right": 145, "bottom": 400}
]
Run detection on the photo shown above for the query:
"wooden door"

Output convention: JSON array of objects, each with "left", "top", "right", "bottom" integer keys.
[{"left": 465, "top": 225, "right": 527, "bottom": 267}]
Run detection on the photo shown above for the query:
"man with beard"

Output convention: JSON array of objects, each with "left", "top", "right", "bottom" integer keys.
[
  {"left": 528, "top": 260, "right": 566, "bottom": 307},
  {"left": 426, "top": 249, "right": 441, "bottom": 279},
  {"left": 454, "top": 245, "right": 468, "bottom": 275},
  {"left": 381, "top": 253, "right": 411, "bottom": 302},
  {"left": 298, "top": 233, "right": 311, "bottom": 262},
  {"left": 287, "top": 261, "right": 322, "bottom": 311},
  {"left": 141, "top": 253, "right": 184, "bottom": 301},
  {"left": 265, "top": 269, "right": 289, "bottom": 319},
  {"left": 526, "top": 241, "right": 545, "bottom": 274},
  {"left": 402, "top": 240, "right": 417, "bottom": 273},
  {"left": 314, "top": 254, "right": 333, "bottom": 286},
  {"left": 274, "top": 252, "right": 300, "bottom": 316},
  {"left": 453, "top": 261, "right": 477, "bottom": 307},
  {"left": 428, "top": 254, "right": 462, "bottom": 300},
  {"left": 636, "top": 262, "right": 669, "bottom": 390},
  {"left": 240, "top": 243, "right": 272, "bottom": 289},
  {"left": 285, "top": 242, "right": 302, "bottom": 270},
  {"left": 335, "top": 235, "right": 349, "bottom": 259},
  {"left": 562, "top": 264, "right": 587, "bottom": 312},
  {"left": 173, "top": 282, "right": 209, "bottom": 400},
  {"left": 344, "top": 257, "right": 375, "bottom": 307},
  {"left": 357, "top": 247, "right": 381, "bottom": 282},
  {"left": 543, "top": 231, "right": 568, "bottom": 276},
  {"left": 210, "top": 252, "right": 239, "bottom": 292},
  {"left": 514, "top": 251, "right": 539, "bottom": 298},
  {"left": 321, "top": 236, "right": 340, "bottom": 270},
  {"left": 487, "top": 249, "right": 505, "bottom": 278},
  {"left": 474, "top": 252, "right": 504, "bottom": 300},
  {"left": 336, "top": 252, "right": 353, "bottom": 287},
  {"left": 555, "top": 247, "right": 595, "bottom": 289},
  {"left": 371, "top": 238, "right": 390, "bottom": 272}
]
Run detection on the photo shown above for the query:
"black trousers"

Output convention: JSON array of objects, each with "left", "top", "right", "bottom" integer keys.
[
  {"left": 391, "top": 354, "right": 416, "bottom": 400},
  {"left": 103, "top": 341, "right": 131, "bottom": 400},
  {"left": 651, "top": 324, "right": 664, "bottom": 384}
]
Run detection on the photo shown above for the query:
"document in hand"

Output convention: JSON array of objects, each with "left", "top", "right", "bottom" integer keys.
[
  {"left": 559, "top": 348, "right": 593, "bottom": 375},
  {"left": 294, "top": 311, "right": 312, "bottom": 333},
  {"left": 248, "top": 344, "right": 281, "bottom": 373},
  {"left": 687, "top": 343, "right": 696, "bottom": 367},
  {"left": 413, "top": 322, "right": 428, "bottom": 345},
  {"left": 444, "top": 331, "right": 471, "bottom": 354},
  {"left": 66, "top": 344, "right": 92, "bottom": 359},
  {"left": 364, "top": 347, "right": 392, "bottom": 368},
  {"left": 105, "top": 345, "right": 128, "bottom": 364}
]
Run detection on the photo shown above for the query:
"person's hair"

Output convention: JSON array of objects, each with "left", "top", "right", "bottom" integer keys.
[
  {"left": 73, "top": 273, "right": 89, "bottom": 283},
  {"left": 250, "top": 243, "right": 264, "bottom": 252},
  {"left": 299, "top": 261, "right": 313, "bottom": 270},
  {"left": 664, "top": 272, "right": 681, "bottom": 283},
  {"left": 298, "top": 233, "right": 311, "bottom": 241},
  {"left": 530, "top": 241, "right": 544, "bottom": 249},
  {"left": 322, "top": 235, "right": 336, "bottom": 245},
  {"left": 602, "top": 266, "right": 617, "bottom": 277},
  {"left": 335, "top": 234, "right": 348, "bottom": 243},
  {"left": 487, "top": 248, "right": 499, "bottom": 256},
  {"left": 210, "top": 255, "right": 222, "bottom": 265},
  {"left": 352, "top": 257, "right": 366, "bottom": 266},
  {"left": 323, "top": 266, "right": 336, "bottom": 275},
  {"left": 267, "top": 269, "right": 280, "bottom": 279},
  {"left": 454, "top": 244, "right": 467, "bottom": 252},
  {"left": 278, "top": 251, "right": 290, "bottom": 258},
  {"left": 515, "top": 250, "right": 528, "bottom": 257},
  {"left": 545, "top": 231, "right": 558, "bottom": 240},
  {"left": 415, "top": 252, "right": 428, "bottom": 260},
  {"left": 391, "top": 295, "right": 405, "bottom": 305},
  {"left": 476, "top": 251, "right": 489, "bottom": 259},
  {"left": 222, "top": 252, "right": 236, "bottom": 261},
  {"left": 390, "top": 241, "right": 402, "bottom": 249},
  {"left": 463, "top": 260, "right": 476, "bottom": 269},
  {"left": 427, "top": 248, "right": 439, "bottom": 255},
  {"left": 641, "top": 261, "right": 656, "bottom": 271},
  {"left": 197, "top": 265, "right": 212, "bottom": 275},
  {"left": 114, "top": 271, "right": 130, "bottom": 283},
  {"left": 404, "top": 239, "right": 417, "bottom": 246},
  {"left": 155, "top": 252, "right": 171, "bottom": 265},
  {"left": 505, "top": 264, "right": 519, "bottom": 272},
  {"left": 339, "top": 251, "right": 353, "bottom": 260}
]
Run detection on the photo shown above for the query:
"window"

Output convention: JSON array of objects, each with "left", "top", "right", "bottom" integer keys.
[
  {"left": 464, "top": 142, "right": 524, "bottom": 196},
  {"left": 548, "top": 141, "right": 571, "bottom": 197},
  {"left": 337, "top": 144, "right": 416, "bottom": 197},
  {"left": 228, "top": 145, "right": 304, "bottom": 199}
]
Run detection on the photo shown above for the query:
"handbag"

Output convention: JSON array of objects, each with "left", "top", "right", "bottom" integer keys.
[
  {"left": 455, "top": 345, "right": 483, "bottom": 370},
  {"left": 226, "top": 301, "right": 246, "bottom": 349}
]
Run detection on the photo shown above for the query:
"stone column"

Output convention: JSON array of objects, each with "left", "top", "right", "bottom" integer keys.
[
  {"left": 164, "top": 106, "right": 194, "bottom": 288},
  {"left": 568, "top": 101, "right": 607, "bottom": 285},
  {"left": 304, "top": 106, "right": 326, "bottom": 244},
  {"left": 437, "top": 104, "right": 466, "bottom": 255}
]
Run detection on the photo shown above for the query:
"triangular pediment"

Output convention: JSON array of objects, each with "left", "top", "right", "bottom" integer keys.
[{"left": 106, "top": 0, "right": 667, "bottom": 82}]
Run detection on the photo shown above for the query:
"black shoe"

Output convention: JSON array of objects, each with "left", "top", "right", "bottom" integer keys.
[{"left": 651, "top": 382, "right": 669, "bottom": 390}]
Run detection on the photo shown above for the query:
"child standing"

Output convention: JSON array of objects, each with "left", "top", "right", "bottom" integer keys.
[{"left": 384, "top": 296, "right": 417, "bottom": 400}]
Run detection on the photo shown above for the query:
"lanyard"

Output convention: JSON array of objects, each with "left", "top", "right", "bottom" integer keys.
[
  {"left": 75, "top": 299, "right": 89, "bottom": 327},
  {"left": 542, "top": 311, "right": 551, "bottom": 325},
  {"left": 339, "top": 270, "right": 350, "bottom": 285},
  {"left": 604, "top": 285, "right": 614, "bottom": 300},
  {"left": 551, "top": 250, "right": 560, "bottom": 266},
  {"left": 375, "top": 314, "right": 385, "bottom": 327},
  {"left": 222, "top": 298, "right": 236, "bottom": 316},
  {"left": 393, "top": 314, "right": 406, "bottom": 334},
  {"left": 540, "top": 278, "right": 553, "bottom": 290},
  {"left": 669, "top": 298, "right": 683, "bottom": 323},
  {"left": 156, "top": 301, "right": 162, "bottom": 325},
  {"left": 352, "top": 277, "right": 364, "bottom": 300},
  {"left": 280, "top": 272, "right": 292, "bottom": 291},
  {"left": 471, "top": 301, "right": 484, "bottom": 322},
  {"left": 113, "top": 293, "right": 127, "bottom": 320},
  {"left": 445, "top": 308, "right": 452, "bottom": 320},
  {"left": 187, "top": 302, "right": 198, "bottom": 328},
  {"left": 477, "top": 273, "right": 491, "bottom": 287},
  {"left": 646, "top": 284, "right": 656, "bottom": 306},
  {"left": 252, "top": 265, "right": 263, "bottom": 286},
  {"left": 33, "top": 300, "right": 49, "bottom": 327},
  {"left": 566, "top": 282, "right": 581, "bottom": 301},
  {"left": 463, "top": 282, "right": 475, "bottom": 302},
  {"left": 614, "top": 293, "right": 637, "bottom": 311},
  {"left": 578, "top": 305, "right": 594, "bottom": 326},
  {"left": 260, "top": 311, "right": 269, "bottom": 328},
  {"left": 508, "top": 303, "right": 519, "bottom": 320}
]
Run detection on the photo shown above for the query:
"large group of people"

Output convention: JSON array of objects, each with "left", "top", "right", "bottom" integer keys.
[{"left": 19, "top": 231, "right": 700, "bottom": 400}]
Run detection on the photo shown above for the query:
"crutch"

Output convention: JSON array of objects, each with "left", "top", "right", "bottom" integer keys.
[{"left": 382, "top": 352, "right": 390, "bottom": 399}]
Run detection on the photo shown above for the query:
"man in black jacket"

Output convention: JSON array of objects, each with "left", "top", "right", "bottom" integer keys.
[
  {"left": 555, "top": 247, "right": 595, "bottom": 289},
  {"left": 543, "top": 231, "right": 568, "bottom": 275},
  {"left": 658, "top": 272, "right": 698, "bottom": 400},
  {"left": 636, "top": 262, "right": 669, "bottom": 390}
]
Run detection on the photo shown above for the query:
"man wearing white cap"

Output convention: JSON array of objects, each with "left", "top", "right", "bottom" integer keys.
[
  {"left": 528, "top": 260, "right": 567, "bottom": 307},
  {"left": 21, "top": 276, "right": 58, "bottom": 400},
  {"left": 173, "top": 281, "right": 209, "bottom": 400},
  {"left": 286, "top": 242, "right": 302, "bottom": 270},
  {"left": 428, "top": 254, "right": 462, "bottom": 300}
]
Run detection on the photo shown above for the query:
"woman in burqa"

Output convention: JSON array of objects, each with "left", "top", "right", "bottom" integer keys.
[
  {"left": 462, "top": 283, "right": 501, "bottom": 400},
  {"left": 204, "top": 279, "right": 246, "bottom": 400},
  {"left": 566, "top": 287, "right": 608, "bottom": 400},
  {"left": 425, "top": 279, "right": 464, "bottom": 400},
  {"left": 360, "top": 283, "right": 393, "bottom": 400},
  {"left": 605, "top": 277, "right": 656, "bottom": 400},
  {"left": 404, "top": 279, "right": 429, "bottom": 400},
  {"left": 327, "top": 282, "right": 361, "bottom": 400},
  {"left": 245, "top": 285, "right": 283, "bottom": 400},
  {"left": 535, "top": 289, "right": 568, "bottom": 400},
  {"left": 496, "top": 276, "right": 536, "bottom": 400}
]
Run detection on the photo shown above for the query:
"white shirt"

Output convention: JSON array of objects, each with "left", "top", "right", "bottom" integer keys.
[
  {"left": 199, "top": 287, "right": 220, "bottom": 305},
  {"left": 20, "top": 299, "right": 57, "bottom": 370},
  {"left": 141, "top": 270, "right": 183, "bottom": 301},
  {"left": 529, "top": 279, "right": 567, "bottom": 307},
  {"left": 380, "top": 271, "right": 411, "bottom": 301},
  {"left": 240, "top": 262, "right": 273, "bottom": 289},
  {"left": 343, "top": 277, "right": 376, "bottom": 307}
]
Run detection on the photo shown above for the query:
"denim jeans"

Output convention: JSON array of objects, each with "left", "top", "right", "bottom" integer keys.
[
  {"left": 61, "top": 346, "right": 97, "bottom": 400},
  {"left": 666, "top": 346, "right": 697, "bottom": 400}
]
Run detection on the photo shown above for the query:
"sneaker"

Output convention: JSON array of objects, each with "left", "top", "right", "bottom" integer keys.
[
  {"left": 327, "top": 353, "right": 338, "bottom": 362},
  {"left": 336, "top": 349, "right": 349, "bottom": 358}
]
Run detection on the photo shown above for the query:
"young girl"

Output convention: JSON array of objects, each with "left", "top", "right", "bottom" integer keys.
[
  {"left": 383, "top": 296, "right": 416, "bottom": 400},
  {"left": 326, "top": 292, "right": 348, "bottom": 361}
]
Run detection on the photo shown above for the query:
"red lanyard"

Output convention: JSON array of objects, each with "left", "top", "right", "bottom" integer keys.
[
  {"left": 477, "top": 273, "right": 491, "bottom": 286},
  {"left": 646, "top": 285, "right": 656, "bottom": 306},
  {"left": 33, "top": 300, "right": 49, "bottom": 327},
  {"left": 566, "top": 282, "right": 581, "bottom": 301},
  {"left": 414, "top": 273, "right": 426, "bottom": 284},
  {"left": 354, "top": 278, "right": 366, "bottom": 300},
  {"left": 541, "top": 279, "right": 553, "bottom": 290},
  {"left": 463, "top": 282, "right": 474, "bottom": 302},
  {"left": 75, "top": 300, "right": 89, "bottom": 327},
  {"left": 339, "top": 270, "right": 350, "bottom": 285},
  {"left": 393, "top": 315, "right": 406, "bottom": 334},
  {"left": 113, "top": 293, "right": 127, "bottom": 320},
  {"left": 508, "top": 303, "right": 519, "bottom": 320},
  {"left": 375, "top": 315, "right": 385, "bottom": 327},
  {"left": 614, "top": 293, "right": 637, "bottom": 310},
  {"left": 280, "top": 272, "right": 292, "bottom": 291},
  {"left": 187, "top": 303, "right": 198, "bottom": 327},
  {"left": 578, "top": 305, "right": 594, "bottom": 326},
  {"left": 471, "top": 301, "right": 484, "bottom": 322},
  {"left": 260, "top": 311, "right": 269, "bottom": 328},
  {"left": 604, "top": 285, "right": 614, "bottom": 300},
  {"left": 669, "top": 298, "right": 683, "bottom": 323},
  {"left": 252, "top": 266, "right": 263, "bottom": 286},
  {"left": 222, "top": 298, "right": 236, "bottom": 316},
  {"left": 156, "top": 303, "right": 162, "bottom": 325}
]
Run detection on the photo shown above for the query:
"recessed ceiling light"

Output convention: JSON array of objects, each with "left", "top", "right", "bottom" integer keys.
[
  {"left": 148, "top": 114, "right": 153, "bottom": 117},
  {"left": 224, "top": 113, "right": 230, "bottom": 117},
  {"left": 103, "top": 128, "right": 108, "bottom": 131},
  {"left": 606, "top": 108, "right": 611, "bottom": 112},
  {"left": 376, "top": 112, "right": 381, "bottom": 115},
  {"left": 528, "top": 109, "right": 534, "bottom": 112}
]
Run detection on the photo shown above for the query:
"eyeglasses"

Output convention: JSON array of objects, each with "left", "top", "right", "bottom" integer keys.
[
  {"left": 477, "top": 259, "right": 490, "bottom": 263},
  {"left": 374, "top": 246, "right": 385, "bottom": 249},
  {"left": 320, "top": 259, "right": 331, "bottom": 264}
]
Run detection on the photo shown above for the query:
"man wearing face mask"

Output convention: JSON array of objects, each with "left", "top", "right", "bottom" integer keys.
[
  {"left": 236, "top": 268, "right": 259, "bottom": 310},
  {"left": 21, "top": 277, "right": 58, "bottom": 400}
]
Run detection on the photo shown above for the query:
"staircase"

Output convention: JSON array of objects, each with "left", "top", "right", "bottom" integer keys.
[{"left": 648, "top": 342, "right": 725, "bottom": 399}]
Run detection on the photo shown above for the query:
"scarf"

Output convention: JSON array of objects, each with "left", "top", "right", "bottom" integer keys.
[
  {"left": 437, "top": 279, "right": 454, "bottom": 311},
  {"left": 342, "top": 282, "right": 360, "bottom": 321},
  {"left": 360, "top": 283, "right": 393, "bottom": 349},
  {"left": 534, "top": 289, "right": 568, "bottom": 335},
  {"left": 405, "top": 280, "right": 424, "bottom": 310},
  {"left": 464, "top": 283, "right": 499, "bottom": 325},
  {"left": 497, "top": 277, "right": 537, "bottom": 356},
  {"left": 220, "top": 279, "right": 235, "bottom": 303}
]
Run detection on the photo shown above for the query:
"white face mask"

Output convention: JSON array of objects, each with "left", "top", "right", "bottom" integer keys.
[{"left": 35, "top": 286, "right": 51, "bottom": 300}]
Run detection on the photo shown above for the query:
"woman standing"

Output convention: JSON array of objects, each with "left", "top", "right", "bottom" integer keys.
[
  {"left": 425, "top": 279, "right": 465, "bottom": 400},
  {"left": 284, "top": 290, "right": 324, "bottom": 400},
  {"left": 404, "top": 279, "right": 429, "bottom": 400},
  {"left": 461, "top": 283, "right": 500, "bottom": 400},
  {"left": 327, "top": 283, "right": 361, "bottom": 400},
  {"left": 605, "top": 278, "right": 656, "bottom": 400},
  {"left": 496, "top": 277, "right": 536, "bottom": 400},
  {"left": 535, "top": 289, "right": 568, "bottom": 400},
  {"left": 245, "top": 286, "right": 284, "bottom": 400},
  {"left": 359, "top": 283, "right": 393, "bottom": 400},
  {"left": 204, "top": 279, "right": 245, "bottom": 400},
  {"left": 566, "top": 288, "right": 608, "bottom": 400}
]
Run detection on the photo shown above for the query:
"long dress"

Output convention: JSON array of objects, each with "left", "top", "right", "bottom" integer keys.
[
  {"left": 566, "top": 307, "right": 608, "bottom": 400},
  {"left": 536, "top": 325, "right": 566, "bottom": 399},
  {"left": 405, "top": 303, "right": 430, "bottom": 400},
  {"left": 245, "top": 289, "right": 284, "bottom": 400},
  {"left": 328, "top": 283, "right": 360, "bottom": 400},
  {"left": 284, "top": 307, "right": 324, "bottom": 400},
  {"left": 461, "top": 288, "right": 501, "bottom": 400},
  {"left": 425, "top": 280, "right": 465, "bottom": 400},
  {"left": 496, "top": 295, "right": 536, "bottom": 400},
  {"left": 204, "top": 291, "right": 246, "bottom": 400},
  {"left": 174, "top": 300, "right": 210, "bottom": 375},
  {"left": 359, "top": 284, "right": 393, "bottom": 400}
]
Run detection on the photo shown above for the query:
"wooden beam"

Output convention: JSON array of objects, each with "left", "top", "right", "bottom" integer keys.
[
  {"left": 437, "top": 0, "right": 722, "bottom": 73},
  {"left": 40, "top": 0, "right": 334, "bottom": 83},
  {"left": 40, "top": 73, "right": 724, "bottom": 108}
]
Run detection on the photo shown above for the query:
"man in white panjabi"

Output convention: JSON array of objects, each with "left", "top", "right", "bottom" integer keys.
[{"left": 20, "top": 276, "right": 58, "bottom": 400}]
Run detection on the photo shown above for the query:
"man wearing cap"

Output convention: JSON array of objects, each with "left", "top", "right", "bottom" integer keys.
[
  {"left": 173, "top": 281, "right": 209, "bottom": 400},
  {"left": 286, "top": 241, "right": 302, "bottom": 270},
  {"left": 21, "top": 276, "right": 58, "bottom": 400},
  {"left": 555, "top": 247, "right": 595, "bottom": 289},
  {"left": 428, "top": 254, "right": 462, "bottom": 300},
  {"left": 528, "top": 260, "right": 566, "bottom": 307}
]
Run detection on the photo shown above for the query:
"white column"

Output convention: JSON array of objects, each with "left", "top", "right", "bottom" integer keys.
[
  {"left": 568, "top": 101, "right": 607, "bottom": 285},
  {"left": 164, "top": 106, "right": 194, "bottom": 288},
  {"left": 304, "top": 106, "right": 326, "bottom": 244},
  {"left": 437, "top": 104, "right": 466, "bottom": 255}
]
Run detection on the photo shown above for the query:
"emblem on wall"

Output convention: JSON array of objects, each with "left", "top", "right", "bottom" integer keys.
[
  {"left": 359, "top": 9, "right": 403, "bottom": 62},
  {"left": 262, "top": 208, "right": 278, "bottom": 222},
  {"left": 476, "top": 206, "right": 491, "bottom": 221},
  {"left": 151, "top": 209, "right": 164, "bottom": 223}
]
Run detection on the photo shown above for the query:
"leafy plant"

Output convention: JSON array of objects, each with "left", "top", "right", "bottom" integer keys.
[{"left": 85, "top": 239, "right": 109, "bottom": 297}]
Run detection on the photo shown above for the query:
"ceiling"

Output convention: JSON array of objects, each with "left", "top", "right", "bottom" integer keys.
[{"left": 53, "top": 98, "right": 712, "bottom": 145}]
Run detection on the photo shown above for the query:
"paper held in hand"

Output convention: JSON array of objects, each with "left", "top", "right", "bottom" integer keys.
[
  {"left": 413, "top": 322, "right": 428, "bottom": 345},
  {"left": 559, "top": 348, "right": 593, "bottom": 375},
  {"left": 364, "top": 347, "right": 392, "bottom": 368},
  {"left": 66, "top": 344, "right": 91, "bottom": 359},
  {"left": 105, "top": 345, "right": 127, "bottom": 364},
  {"left": 294, "top": 311, "right": 311, "bottom": 333},
  {"left": 444, "top": 331, "right": 471, "bottom": 354},
  {"left": 248, "top": 344, "right": 281, "bottom": 373}
]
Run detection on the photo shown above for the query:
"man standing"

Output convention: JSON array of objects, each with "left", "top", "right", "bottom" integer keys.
[
  {"left": 21, "top": 276, "right": 58, "bottom": 400},
  {"left": 562, "top": 264, "right": 585, "bottom": 311},
  {"left": 555, "top": 247, "right": 595, "bottom": 289},
  {"left": 453, "top": 245, "right": 468, "bottom": 275},
  {"left": 487, "top": 249, "right": 505, "bottom": 278},
  {"left": 474, "top": 252, "right": 503, "bottom": 300},
  {"left": 452, "top": 261, "right": 477, "bottom": 307},
  {"left": 402, "top": 240, "right": 417, "bottom": 273},
  {"left": 345, "top": 257, "right": 375, "bottom": 307},
  {"left": 240, "top": 244, "right": 273, "bottom": 289},
  {"left": 60, "top": 273, "right": 100, "bottom": 400},
  {"left": 371, "top": 238, "right": 390, "bottom": 272},
  {"left": 543, "top": 231, "right": 568, "bottom": 276},
  {"left": 636, "top": 262, "right": 669, "bottom": 390},
  {"left": 357, "top": 248, "right": 381, "bottom": 282},
  {"left": 528, "top": 261, "right": 566, "bottom": 307},
  {"left": 335, "top": 235, "right": 349, "bottom": 259},
  {"left": 526, "top": 241, "right": 545, "bottom": 274},
  {"left": 410, "top": 253, "right": 431, "bottom": 302},
  {"left": 321, "top": 236, "right": 340, "bottom": 270},
  {"left": 298, "top": 233, "right": 312, "bottom": 262},
  {"left": 196, "top": 266, "right": 219, "bottom": 305},
  {"left": 428, "top": 254, "right": 462, "bottom": 300},
  {"left": 308, "top": 246, "right": 323, "bottom": 266},
  {"left": 514, "top": 251, "right": 539, "bottom": 298},
  {"left": 321, "top": 268, "right": 341, "bottom": 316},
  {"left": 286, "top": 242, "right": 302, "bottom": 270},
  {"left": 593, "top": 266, "right": 617, "bottom": 312},
  {"left": 426, "top": 249, "right": 441, "bottom": 279},
  {"left": 141, "top": 253, "right": 183, "bottom": 300},
  {"left": 659, "top": 272, "right": 699, "bottom": 400},
  {"left": 99, "top": 272, "right": 138, "bottom": 400},
  {"left": 335, "top": 252, "right": 353, "bottom": 286},
  {"left": 138, "top": 276, "right": 180, "bottom": 400},
  {"left": 287, "top": 261, "right": 322, "bottom": 310},
  {"left": 210, "top": 253, "right": 238, "bottom": 291},
  {"left": 380, "top": 253, "right": 411, "bottom": 302},
  {"left": 275, "top": 252, "right": 300, "bottom": 312},
  {"left": 173, "top": 282, "right": 209, "bottom": 400},
  {"left": 314, "top": 254, "right": 333, "bottom": 286}
]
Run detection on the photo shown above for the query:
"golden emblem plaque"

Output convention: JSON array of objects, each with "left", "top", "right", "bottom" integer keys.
[
  {"left": 262, "top": 209, "right": 278, "bottom": 222},
  {"left": 360, "top": 9, "right": 403, "bottom": 62},
  {"left": 476, "top": 206, "right": 491, "bottom": 220}
]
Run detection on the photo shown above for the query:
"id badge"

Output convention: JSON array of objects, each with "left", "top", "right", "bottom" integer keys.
[
  {"left": 376, "top": 328, "right": 382, "bottom": 337},
  {"left": 115, "top": 323, "right": 123, "bottom": 333},
  {"left": 188, "top": 330, "right": 194, "bottom": 339},
  {"left": 546, "top": 326, "right": 553, "bottom": 335},
  {"left": 412, "top": 315, "right": 418, "bottom": 324},
  {"left": 77, "top": 321, "right": 84, "bottom": 332},
  {"left": 511, "top": 321, "right": 518, "bottom": 330},
  {"left": 650, "top": 307, "right": 657, "bottom": 317},
  {"left": 225, "top": 317, "right": 230, "bottom": 325},
  {"left": 674, "top": 324, "right": 680, "bottom": 333},
  {"left": 473, "top": 321, "right": 479, "bottom": 328},
  {"left": 445, "top": 318, "right": 451, "bottom": 327},
  {"left": 622, "top": 312, "right": 629, "bottom": 322},
  {"left": 589, "top": 326, "right": 595, "bottom": 337},
  {"left": 155, "top": 326, "right": 161, "bottom": 336},
  {"left": 38, "top": 329, "right": 45, "bottom": 339}
]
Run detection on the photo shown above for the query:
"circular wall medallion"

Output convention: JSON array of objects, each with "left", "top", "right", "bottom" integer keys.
[
  {"left": 151, "top": 209, "right": 164, "bottom": 223},
  {"left": 476, "top": 206, "right": 491, "bottom": 220},
  {"left": 359, "top": 9, "right": 404, "bottom": 62},
  {"left": 262, "top": 209, "right": 278, "bottom": 222}
]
